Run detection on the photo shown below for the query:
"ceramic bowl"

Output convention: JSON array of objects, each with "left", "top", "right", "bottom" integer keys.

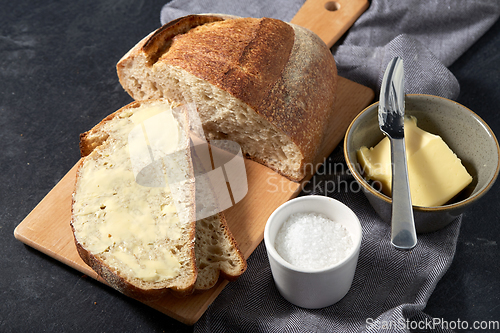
[
  {"left": 344, "top": 94, "right": 500, "bottom": 233},
  {"left": 264, "top": 195, "right": 362, "bottom": 309}
]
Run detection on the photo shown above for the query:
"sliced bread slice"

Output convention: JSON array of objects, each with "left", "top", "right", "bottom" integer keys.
[
  {"left": 71, "top": 99, "right": 197, "bottom": 300},
  {"left": 194, "top": 213, "right": 247, "bottom": 290},
  {"left": 189, "top": 135, "right": 247, "bottom": 291}
]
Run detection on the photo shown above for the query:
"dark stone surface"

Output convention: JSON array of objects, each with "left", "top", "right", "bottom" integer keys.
[
  {"left": 424, "top": 15, "right": 500, "bottom": 329},
  {"left": 1, "top": 1, "right": 193, "bottom": 332},
  {"left": 1, "top": 1, "right": 498, "bottom": 332}
]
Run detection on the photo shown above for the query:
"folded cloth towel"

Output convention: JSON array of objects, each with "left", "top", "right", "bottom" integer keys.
[
  {"left": 161, "top": 0, "right": 500, "bottom": 101},
  {"left": 331, "top": 0, "right": 500, "bottom": 100},
  {"left": 158, "top": 1, "right": 500, "bottom": 332}
]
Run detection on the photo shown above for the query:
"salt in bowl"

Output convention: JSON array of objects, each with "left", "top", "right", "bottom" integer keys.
[{"left": 264, "top": 195, "right": 362, "bottom": 309}]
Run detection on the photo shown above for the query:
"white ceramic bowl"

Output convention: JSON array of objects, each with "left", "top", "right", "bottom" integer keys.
[{"left": 264, "top": 195, "right": 362, "bottom": 309}]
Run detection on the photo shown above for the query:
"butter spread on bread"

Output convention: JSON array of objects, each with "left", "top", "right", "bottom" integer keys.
[{"left": 117, "top": 14, "right": 338, "bottom": 181}]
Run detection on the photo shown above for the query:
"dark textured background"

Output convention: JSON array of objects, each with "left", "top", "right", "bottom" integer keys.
[{"left": 1, "top": 1, "right": 499, "bottom": 332}]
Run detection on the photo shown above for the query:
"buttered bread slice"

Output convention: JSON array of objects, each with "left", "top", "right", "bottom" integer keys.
[{"left": 71, "top": 99, "right": 197, "bottom": 300}]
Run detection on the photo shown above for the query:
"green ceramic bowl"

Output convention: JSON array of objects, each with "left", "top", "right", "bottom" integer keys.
[{"left": 344, "top": 94, "right": 500, "bottom": 233}]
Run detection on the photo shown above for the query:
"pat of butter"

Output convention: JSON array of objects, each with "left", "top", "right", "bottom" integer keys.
[
  {"left": 357, "top": 116, "right": 473, "bottom": 207},
  {"left": 72, "top": 102, "right": 183, "bottom": 281}
]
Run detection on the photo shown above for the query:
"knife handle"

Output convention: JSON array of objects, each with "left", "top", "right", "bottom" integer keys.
[{"left": 390, "top": 137, "right": 417, "bottom": 250}]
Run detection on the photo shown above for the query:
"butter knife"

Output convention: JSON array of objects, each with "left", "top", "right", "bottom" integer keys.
[{"left": 378, "top": 57, "right": 417, "bottom": 250}]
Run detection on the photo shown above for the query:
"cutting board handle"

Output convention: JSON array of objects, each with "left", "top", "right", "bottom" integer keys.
[{"left": 291, "top": 0, "right": 369, "bottom": 48}]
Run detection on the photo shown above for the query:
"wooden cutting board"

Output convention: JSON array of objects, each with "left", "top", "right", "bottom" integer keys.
[{"left": 14, "top": 0, "right": 372, "bottom": 326}]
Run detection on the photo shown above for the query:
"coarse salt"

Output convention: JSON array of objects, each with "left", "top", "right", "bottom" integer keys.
[{"left": 274, "top": 212, "right": 353, "bottom": 270}]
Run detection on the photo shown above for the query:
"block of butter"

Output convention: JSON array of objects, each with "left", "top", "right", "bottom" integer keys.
[{"left": 357, "top": 116, "right": 473, "bottom": 207}]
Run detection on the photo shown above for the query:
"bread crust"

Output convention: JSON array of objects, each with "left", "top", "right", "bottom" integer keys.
[
  {"left": 142, "top": 14, "right": 225, "bottom": 67},
  {"left": 117, "top": 14, "right": 338, "bottom": 181},
  {"left": 79, "top": 108, "right": 118, "bottom": 157}
]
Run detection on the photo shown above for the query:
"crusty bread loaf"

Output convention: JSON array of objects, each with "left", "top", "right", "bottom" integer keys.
[
  {"left": 117, "top": 14, "right": 338, "bottom": 181},
  {"left": 71, "top": 99, "right": 246, "bottom": 299}
]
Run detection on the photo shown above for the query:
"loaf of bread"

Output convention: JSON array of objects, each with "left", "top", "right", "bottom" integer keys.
[
  {"left": 117, "top": 14, "right": 338, "bottom": 181},
  {"left": 71, "top": 99, "right": 246, "bottom": 300}
]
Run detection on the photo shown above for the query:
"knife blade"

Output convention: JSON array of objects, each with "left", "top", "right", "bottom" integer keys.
[{"left": 378, "top": 57, "right": 417, "bottom": 250}]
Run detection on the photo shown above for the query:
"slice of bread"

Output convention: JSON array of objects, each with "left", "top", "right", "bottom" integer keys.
[
  {"left": 72, "top": 99, "right": 197, "bottom": 300},
  {"left": 194, "top": 213, "right": 247, "bottom": 290},
  {"left": 189, "top": 133, "right": 247, "bottom": 290},
  {"left": 117, "top": 14, "right": 338, "bottom": 181},
  {"left": 71, "top": 99, "right": 246, "bottom": 300}
]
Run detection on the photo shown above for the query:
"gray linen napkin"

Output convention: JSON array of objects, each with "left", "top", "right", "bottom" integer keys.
[
  {"left": 158, "top": 1, "right": 500, "bottom": 332},
  {"left": 161, "top": 0, "right": 500, "bottom": 100}
]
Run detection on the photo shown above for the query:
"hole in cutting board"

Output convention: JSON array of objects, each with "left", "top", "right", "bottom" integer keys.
[{"left": 324, "top": 1, "right": 341, "bottom": 11}]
